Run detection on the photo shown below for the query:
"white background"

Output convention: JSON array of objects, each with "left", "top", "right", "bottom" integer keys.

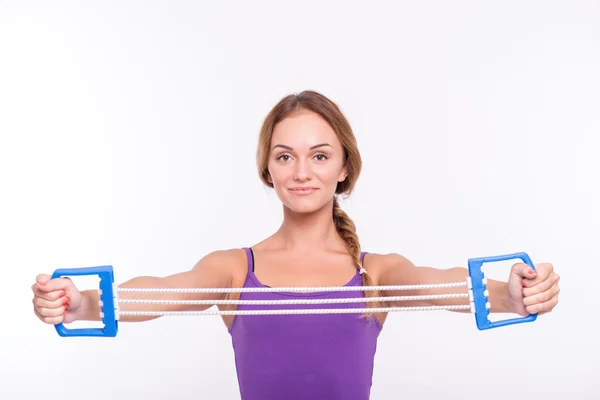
[{"left": 1, "top": 1, "right": 599, "bottom": 399}]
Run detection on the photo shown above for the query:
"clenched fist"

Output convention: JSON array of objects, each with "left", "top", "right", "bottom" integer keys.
[
  {"left": 508, "top": 262, "right": 560, "bottom": 316},
  {"left": 31, "top": 274, "right": 83, "bottom": 324}
]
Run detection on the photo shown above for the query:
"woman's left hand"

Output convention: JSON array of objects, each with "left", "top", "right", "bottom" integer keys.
[{"left": 508, "top": 262, "right": 560, "bottom": 316}]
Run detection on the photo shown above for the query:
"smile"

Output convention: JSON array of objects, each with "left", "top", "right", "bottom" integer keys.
[{"left": 288, "top": 187, "right": 318, "bottom": 195}]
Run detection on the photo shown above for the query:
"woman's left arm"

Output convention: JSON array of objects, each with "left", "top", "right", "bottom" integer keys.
[{"left": 376, "top": 253, "right": 560, "bottom": 315}]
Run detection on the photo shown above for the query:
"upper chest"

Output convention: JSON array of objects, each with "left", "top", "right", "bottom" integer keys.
[{"left": 247, "top": 249, "right": 365, "bottom": 288}]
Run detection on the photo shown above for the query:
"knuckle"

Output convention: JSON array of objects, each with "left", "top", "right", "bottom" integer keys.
[
  {"left": 536, "top": 303, "right": 544, "bottom": 313},
  {"left": 48, "top": 291, "right": 60, "bottom": 301},
  {"left": 536, "top": 293, "right": 546, "bottom": 304},
  {"left": 525, "top": 285, "right": 540, "bottom": 296},
  {"left": 40, "top": 307, "right": 60, "bottom": 317}
]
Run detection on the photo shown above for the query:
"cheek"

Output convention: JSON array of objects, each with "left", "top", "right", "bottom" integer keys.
[
  {"left": 313, "top": 165, "right": 342, "bottom": 183},
  {"left": 267, "top": 162, "right": 288, "bottom": 185}
]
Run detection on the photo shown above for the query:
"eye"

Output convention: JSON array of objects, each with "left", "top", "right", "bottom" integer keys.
[
  {"left": 276, "top": 154, "right": 292, "bottom": 162},
  {"left": 314, "top": 153, "right": 328, "bottom": 161}
]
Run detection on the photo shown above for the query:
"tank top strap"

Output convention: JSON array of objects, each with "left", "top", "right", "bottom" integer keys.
[
  {"left": 243, "top": 247, "right": 254, "bottom": 274},
  {"left": 360, "top": 251, "right": 368, "bottom": 264}
]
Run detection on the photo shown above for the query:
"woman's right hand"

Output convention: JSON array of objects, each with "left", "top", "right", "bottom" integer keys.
[{"left": 31, "top": 274, "right": 83, "bottom": 325}]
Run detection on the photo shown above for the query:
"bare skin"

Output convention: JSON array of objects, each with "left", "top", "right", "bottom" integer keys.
[{"left": 31, "top": 110, "right": 560, "bottom": 330}]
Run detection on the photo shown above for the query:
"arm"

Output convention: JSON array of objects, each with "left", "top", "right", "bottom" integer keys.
[
  {"left": 377, "top": 254, "right": 516, "bottom": 314},
  {"left": 75, "top": 249, "right": 239, "bottom": 322}
]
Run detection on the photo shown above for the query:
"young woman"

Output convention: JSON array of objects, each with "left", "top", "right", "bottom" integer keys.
[{"left": 31, "top": 90, "right": 560, "bottom": 399}]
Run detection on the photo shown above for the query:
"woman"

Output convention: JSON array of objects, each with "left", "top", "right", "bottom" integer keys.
[{"left": 31, "top": 90, "right": 560, "bottom": 399}]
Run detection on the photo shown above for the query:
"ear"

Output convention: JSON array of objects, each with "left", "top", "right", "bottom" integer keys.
[
  {"left": 337, "top": 165, "right": 348, "bottom": 183},
  {"left": 264, "top": 169, "right": 273, "bottom": 184}
]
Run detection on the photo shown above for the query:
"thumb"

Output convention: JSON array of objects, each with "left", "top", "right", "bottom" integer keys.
[
  {"left": 36, "top": 274, "right": 74, "bottom": 293},
  {"left": 511, "top": 263, "right": 537, "bottom": 280},
  {"left": 36, "top": 274, "right": 51, "bottom": 288}
]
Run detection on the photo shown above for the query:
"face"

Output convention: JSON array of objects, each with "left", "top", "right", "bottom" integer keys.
[{"left": 267, "top": 110, "right": 348, "bottom": 214}]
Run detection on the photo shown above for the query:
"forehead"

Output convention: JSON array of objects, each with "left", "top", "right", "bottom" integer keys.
[{"left": 271, "top": 110, "right": 341, "bottom": 149}]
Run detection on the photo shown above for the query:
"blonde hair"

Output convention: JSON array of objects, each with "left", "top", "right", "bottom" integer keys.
[{"left": 256, "top": 90, "right": 384, "bottom": 313}]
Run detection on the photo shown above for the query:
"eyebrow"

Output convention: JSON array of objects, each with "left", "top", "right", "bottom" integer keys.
[{"left": 272, "top": 143, "right": 332, "bottom": 151}]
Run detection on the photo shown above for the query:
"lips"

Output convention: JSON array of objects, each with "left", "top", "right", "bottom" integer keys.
[{"left": 289, "top": 187, "right": 318, "bottom": 195}]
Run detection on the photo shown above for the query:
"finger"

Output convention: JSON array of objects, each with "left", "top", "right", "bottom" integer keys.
[
  {"left": 523, "top": 282, "right": 560, "bottom": 307},
  {"left": 525, "top": 292, "right": 559, "bottom": 315},
  {"left": 35, "top": 274, "right": 52, "bottom": 290},
  {"left": 523, "top": 272, "right": 560, "bottom": 295},
  {"left": 32, "top": 294, "right": 69, "bottom": 310},
  {"left": 523, "top": 263, "right": 555, "bottom": 287},
  {"left": 36, "top": 304, "right": 68, "bottom": 319},
  {"left": 511, "top": 262, "right": 537, "bottom": 279},
  {"left": 32, "top": 286, "right": 66, "bottom": 302},
  {"left": 35, "top": 276, "right": 73, "bottom": 293},
  {"left": 521, "top": 266, "right": 553, "bottom": 289},
  {"left": 33, "top": 305, "right": 66, "bottom": 324}
]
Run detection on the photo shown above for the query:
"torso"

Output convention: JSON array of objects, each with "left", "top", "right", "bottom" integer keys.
[
  {"left": 218, "top": 245, "right": 390, "bottom": 328},
  {"left": 223, "top": 246, "right": 385, "bottom": 400}
]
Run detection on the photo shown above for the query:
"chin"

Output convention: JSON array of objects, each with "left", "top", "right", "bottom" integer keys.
[
  {"left": 285, "top": 203, "right": 322, "bottom": 214},
  {"left": 282, "top": 194, "right": 333, "bottom": 215}
]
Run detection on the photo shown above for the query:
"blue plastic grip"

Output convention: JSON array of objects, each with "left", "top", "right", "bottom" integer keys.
[
  {"left": 51, "top": 265, "right": 119, "bottom": 337},
  {"left": 468, "top": 252, "right": 537, "bottom": 330}
]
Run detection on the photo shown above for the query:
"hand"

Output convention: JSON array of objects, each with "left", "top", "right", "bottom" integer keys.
[
  {"left": 31, "top": 274, "right": 83, "bottom": 325},
  {"left": 508, "top": 262, "right": 560, "bottom": 316}
]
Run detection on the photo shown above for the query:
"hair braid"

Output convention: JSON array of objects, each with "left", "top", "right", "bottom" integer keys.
[{"left": 332, "top": 197, "right": 384, "bottom": 315}]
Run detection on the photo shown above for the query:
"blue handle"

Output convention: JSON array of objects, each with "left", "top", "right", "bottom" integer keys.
[
  {"left": 51, "top": 265, "right": 119, "bottom": 337},
  {"left": 468, "top": 252, "right": 537, "bottom": 330}
]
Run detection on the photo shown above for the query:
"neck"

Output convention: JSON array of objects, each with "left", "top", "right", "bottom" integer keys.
[{"left": 275, "top": 199, "right": 343, "bottom": 252}]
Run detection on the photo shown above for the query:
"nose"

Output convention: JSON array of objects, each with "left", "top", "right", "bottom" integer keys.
[{"left": 293, "top": 158, "right": 310, "bottom": 181}]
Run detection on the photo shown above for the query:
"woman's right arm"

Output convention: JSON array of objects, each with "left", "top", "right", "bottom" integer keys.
[{"left": 32, "top": 249, "right": 240, "bottom": 325}]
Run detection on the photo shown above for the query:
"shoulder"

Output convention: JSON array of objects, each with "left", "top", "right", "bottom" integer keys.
[
  {"left": 363, "top": 252, "right": 415, "bottom": 269},
  {"left": 363, "top": 252, "right": 416, "bottom": 281},
  {"left": 192, "top": 248, "right": 249, "bottom": 274}
]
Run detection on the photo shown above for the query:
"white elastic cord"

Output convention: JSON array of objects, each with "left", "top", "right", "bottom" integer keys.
[
  {"left": 359, "top": 268, "right": 367, "bottom": 275},
  {"left": 119, "top": 293, "right": 469, "bottom": 306},
  {"left": 117, "top": 281, "right": 468, "bottom": 294},
  {"left": 111, "top": 280, "right": 475, "bottom": 317},
  {"left": 119, "top": 304, "right": 471, "bottom": 317}
]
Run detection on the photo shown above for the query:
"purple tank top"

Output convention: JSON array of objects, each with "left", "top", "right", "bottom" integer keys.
[{"left": 228, "top": 247, "right": 382, "bottom": 400}]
